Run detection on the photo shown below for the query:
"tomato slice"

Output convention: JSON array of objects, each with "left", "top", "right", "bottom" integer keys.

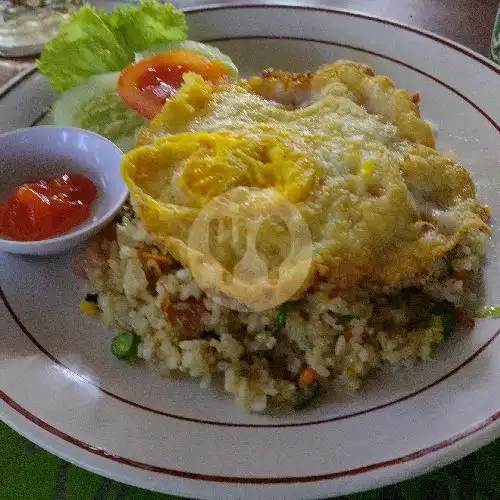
[{"left": 118, "top": 50, "right": 229, "bottom": 120}]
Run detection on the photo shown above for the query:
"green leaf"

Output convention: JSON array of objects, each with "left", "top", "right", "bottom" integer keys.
[
  {"left": 38, "top": 1, "right": 187, "bottom": 93},
  {"left": 38, "top": 5, "right": 129, "bottom": 92},
  {"left": 104, "top": 0, "right": 187, "bottom": 62}
]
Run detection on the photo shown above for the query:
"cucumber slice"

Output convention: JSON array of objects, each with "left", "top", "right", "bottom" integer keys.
[
  {"left": 136, "top": 40, "right": 239, "bottom": 79},
  {"left": 52, "top": 72, "right": 146, "bottom": 151}
]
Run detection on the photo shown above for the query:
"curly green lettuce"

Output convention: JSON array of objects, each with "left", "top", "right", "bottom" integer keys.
[
  {"left": 103, "top": 0, "right": 187, "bottom": 61},
  {"left": 38, "top": 0, "right": 187, "bottom": 93}
]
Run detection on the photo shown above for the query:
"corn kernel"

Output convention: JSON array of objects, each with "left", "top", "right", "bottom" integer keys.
[
  {"left": 79, "top": 300, "right": 99, "bottom": 318},
  {"left": 361, "top": 159, "right": 377, "bottom": 178}
]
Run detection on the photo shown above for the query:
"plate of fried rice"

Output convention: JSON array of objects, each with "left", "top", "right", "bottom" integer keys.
[{"left": 1, "top": 2, "right": 499, "bottom": 499}]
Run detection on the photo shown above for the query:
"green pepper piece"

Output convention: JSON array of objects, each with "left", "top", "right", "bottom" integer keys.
[
  {"left": 336, "top": 314, "right": 354, "bottom": 326},
  {"left": 475, "top": 305, "right": 500, "bottom": 318},
  {"left": 111, "top": 331, "right": 140, "bottom": 362},
  {"left": 430, "top": 301, "right": 457, "bottom": 338},
  {"left": 276, "top": 302, "right": 288, "bottom": 330}
]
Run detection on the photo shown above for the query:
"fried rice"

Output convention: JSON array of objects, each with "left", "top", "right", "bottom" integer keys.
[{"left": 81, "top": 209, "right": 486, "bottom": 413}]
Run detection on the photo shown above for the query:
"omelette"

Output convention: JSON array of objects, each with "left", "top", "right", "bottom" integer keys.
[{"left": 122, "top": 59, "right": 489, "bottom": 297}]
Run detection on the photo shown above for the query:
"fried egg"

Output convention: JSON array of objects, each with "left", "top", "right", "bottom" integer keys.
[{"left": 122, "top": 60, "right": 489, "bottom": 293}]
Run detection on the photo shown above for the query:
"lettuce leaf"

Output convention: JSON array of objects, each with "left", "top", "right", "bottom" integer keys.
[
  {"left": 38, "top": 1, "right": 187, "bottom": 93},
  {"left": 104, "top": 1, "right": 188, "bottom": 62},
  {"left": 38, "top": 6, "right": 129, "bottom": 93}
]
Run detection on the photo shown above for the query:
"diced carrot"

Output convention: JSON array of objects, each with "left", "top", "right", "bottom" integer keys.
[
  {"left": 160, "top": 293, "right": 171, "bottom": 314},
  {"left": 480, "top": 205, "right": 491, "bottom": 223},
  {"left": 141, "top": 251, "right": 173, "bottom": 266},
  {"left": 328, "top": 288, "right": 344, "bottom": 299},
  {"left": 410, "top": 92, "right": 420, "bottom": 104},
  {"left": 299, "top": 366, "right": 320, "bottom": 386},
  {"left": 452, "top": 270, "right": 469, "bottom": 282}
]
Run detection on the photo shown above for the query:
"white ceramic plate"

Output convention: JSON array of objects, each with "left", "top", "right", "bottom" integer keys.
[{"left": 1, "top": 3, "right": 499, "bottom": 499}]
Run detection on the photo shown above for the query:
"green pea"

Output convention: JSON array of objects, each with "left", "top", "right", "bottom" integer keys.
[
  {"left": 336, "top": 314, "right": 354, "bottom": 326},
  {"left": 276, "top": 302, "right": 288, "bottom": 330},
  {"left": 430, "top": 301, "right": 457, "bottom": 338},
  {"left": 111, "top": 331, "right": 140, "bottom": 362}
]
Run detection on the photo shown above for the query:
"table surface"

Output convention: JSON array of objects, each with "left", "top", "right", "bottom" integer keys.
[
  {"left": 1, "top": 1, "right": 499, "bottom": 499},
  {"left": 173, "top": 0, "right": 500, "bottom": 56},
  {"left": 2, "top": 0, "right": 499, "bottom": 87}
]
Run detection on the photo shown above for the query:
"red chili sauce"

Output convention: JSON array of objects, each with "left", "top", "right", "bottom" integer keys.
[{"left": 0, "top": 173, "right": 97, "bottom": 241}]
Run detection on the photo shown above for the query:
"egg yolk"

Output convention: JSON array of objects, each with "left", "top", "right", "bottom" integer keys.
[{"left": 139, "top": 132, "right": 319, "bottom": 207}]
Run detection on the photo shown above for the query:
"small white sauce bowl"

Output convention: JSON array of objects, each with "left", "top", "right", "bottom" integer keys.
[{"left": 0, "top": 126, "right": 127, "bottom": 255}]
